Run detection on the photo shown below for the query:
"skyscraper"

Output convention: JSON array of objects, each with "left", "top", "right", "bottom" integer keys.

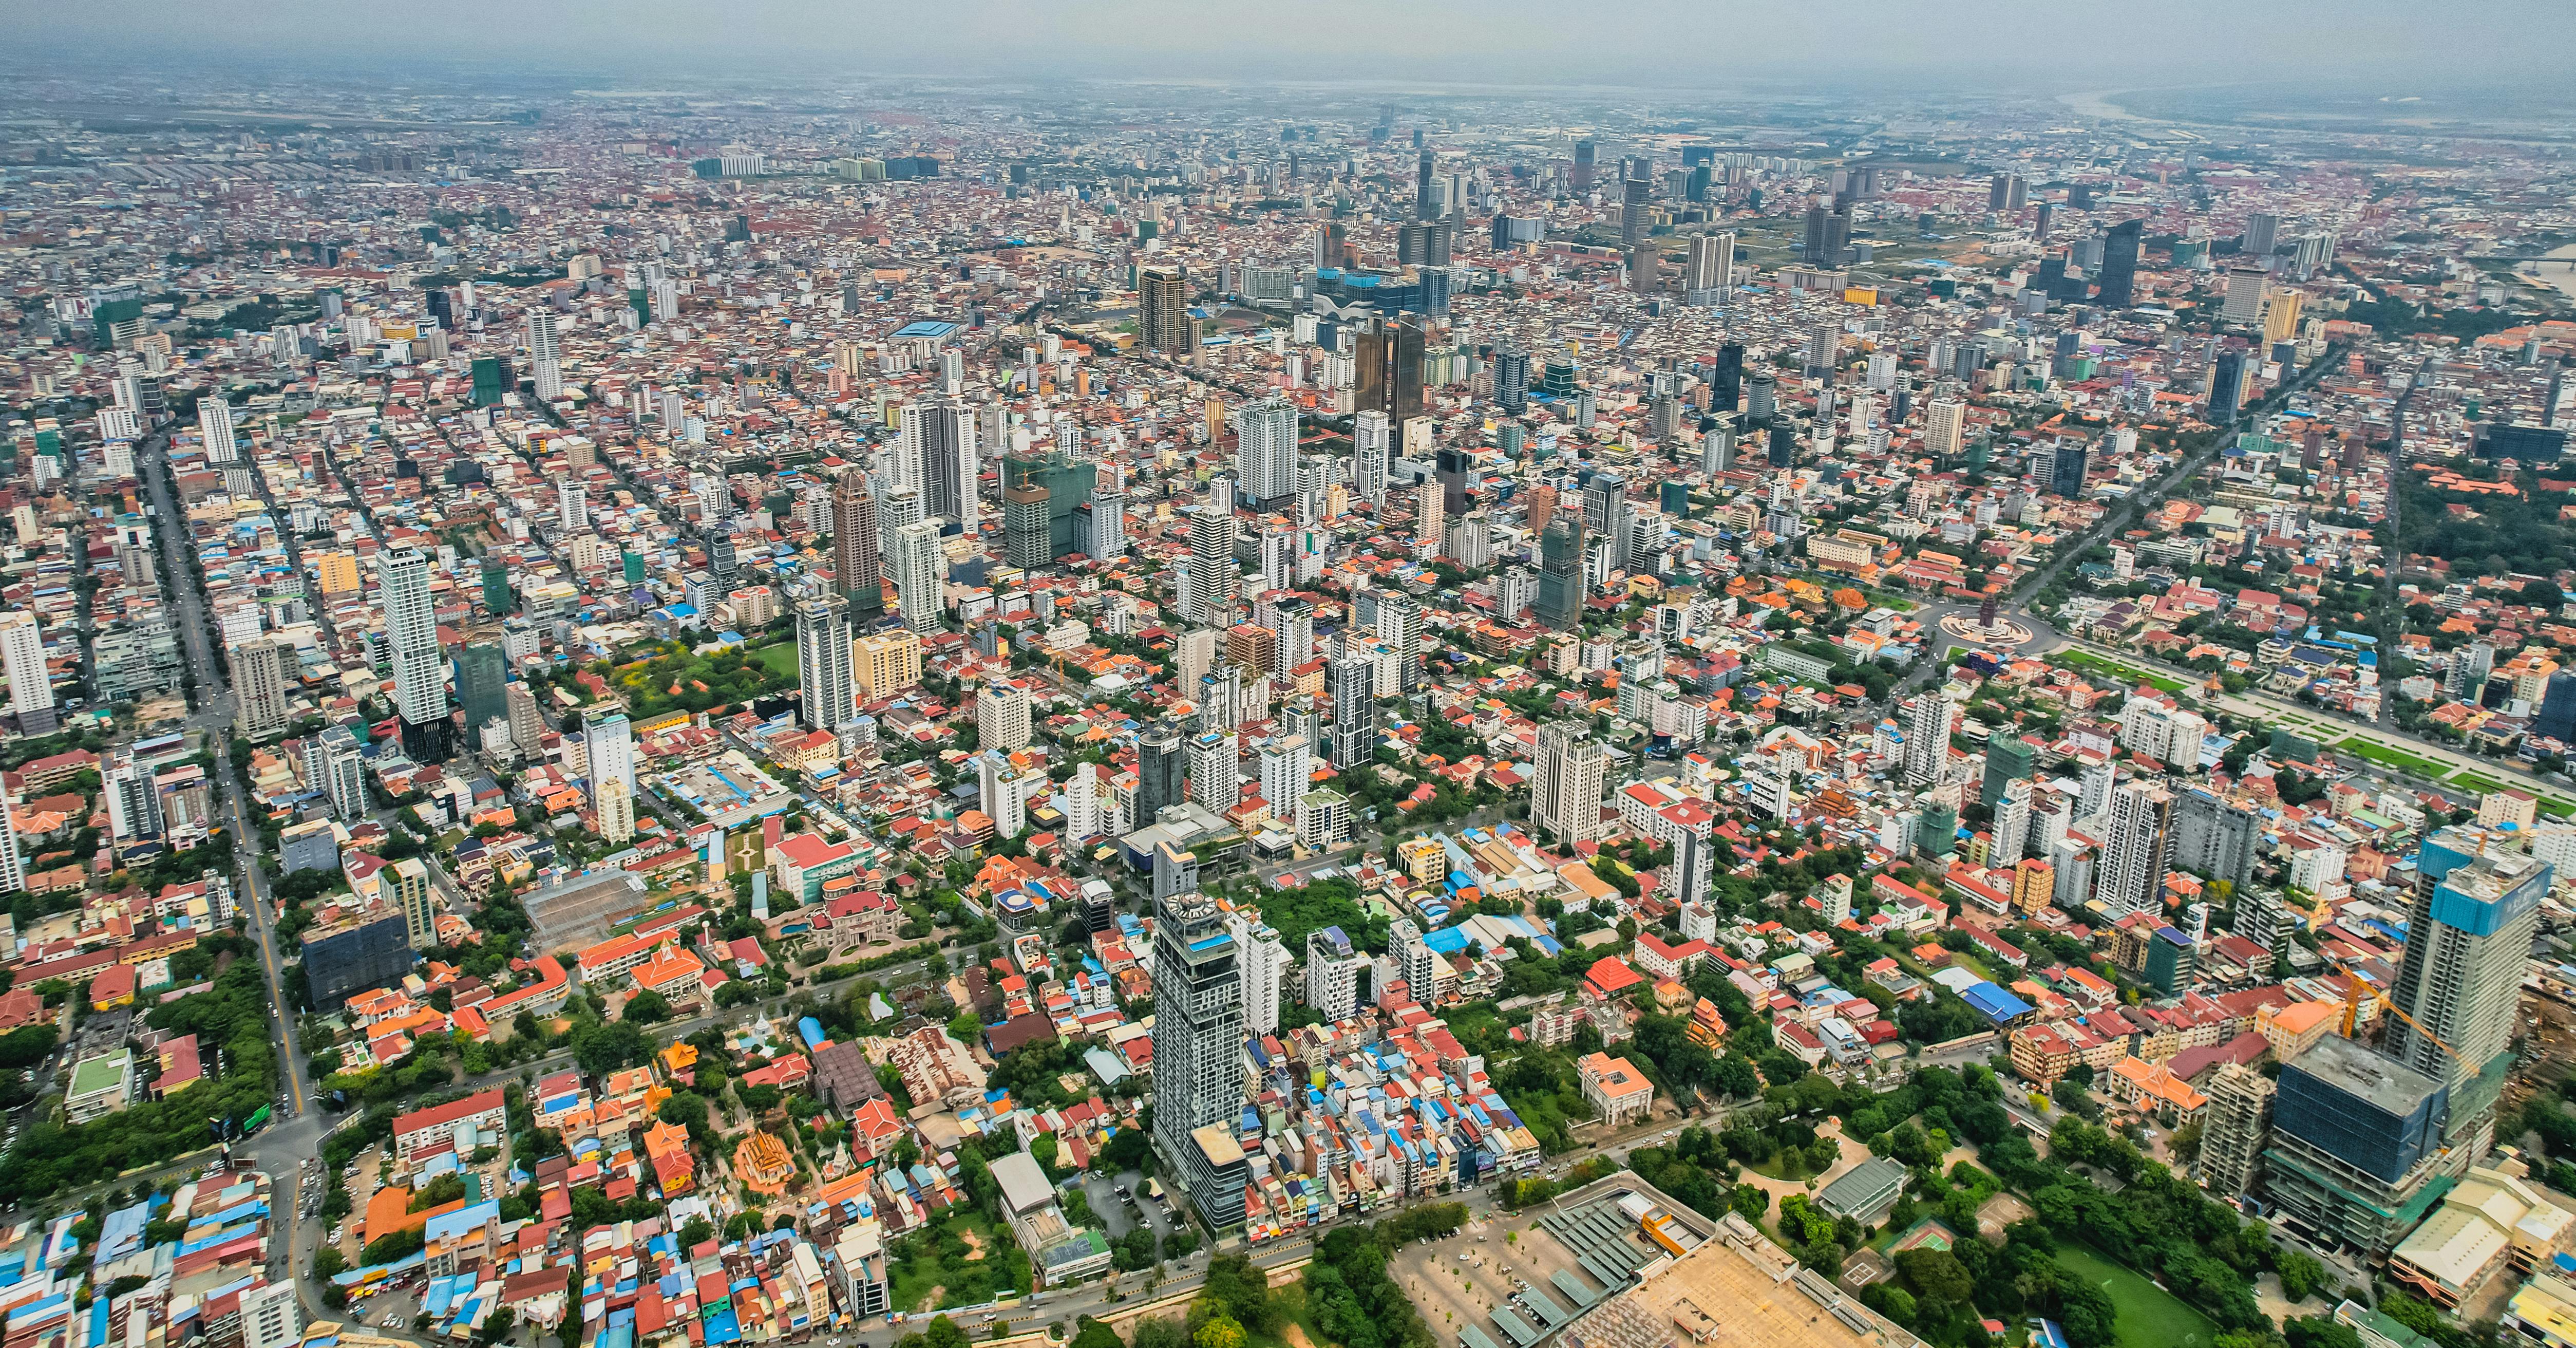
[
  {"left": 796, "top": 593, "right": 855, "bottom": 731},
  {"left": 2099, "top": 781, "right": 2176, "bottom": 917},
  {"left": 1150, "top": 889, "right": 1247, "bottom": 1226},
  {"left": 889, "top": 520, "right": 945, "bottom": 633},
  {"left": 2388, "top": 831, "right": 2552, "bottom": 1140},
  {"left": 2051, "top": 441, "right": 2090, "bottom": 497},
  {"left": 199, "top": 397, "right": 239, "bottom": 464},
  {"left": 831, "top": 473, "right": 883, "bottom": 615},
  {"left": 1533, "top": 720, "right": 1606, "bottom": 845},
  {"left": 2243, "top": 211, "right": 2279, "bottom": 260},
  {"left": 1685, "top": 231, "right": 1734, "bottom": 302},
  {"left": 2197, "top": 1062, "right": 2275, "bottom": 1200},
  {"left": 1493, "top": 347, "right": 1530, "bottom": 414},
  {"left": 1235, "top": 395, "right": 1298, "bottom": 504},
  {"left": 1352, "top": 410, "right": 1392, "bottom": 507},
  {"left": 1534, "top": 517, "right": 1584, "bottom": 632},
  {"left": 1304, "top": 926, "right": 1365, "bottom": 1022},
  {"left": 2209, "top": 349, "right": 2247, "bottom": 418},
  {"left": 234, "top": 638, "right": 295, "bottom": 740},
  {"left": 1137, "top": 721, "right": 1186, "bottom": 822},
  {"left": 1259, "top": 734, "right": 1311, "bottom": 833},
  {"left": 1139, "top": 265, "right": 1198, "bottom": 357},
  {"left": 979, "top": 681, "right": 1033, "bottom": 753},
  {"left": 1186, "top": 500, "right": 1239, "bottom": 627},
  {"left": 1330, "top": 651, "right": 1377, "bottom": 770},
  {"left": 2096, "top": 219, "right": 2142, "bottom": 309},
  {"left": 308, "top": 724, "right": 368, "bottom": 821},
  {"left": 455, "top": 639, "right": 507, "bottom": 740},
  {"left": 1901, "top": 692, "right": 1955, "bottom": 786},
  {"left": 588, "top": 710, "right": 635, "bottom": 801},
  {"left": 1571, "top": 139, "right": 1596, "bottom": 192},
  {"left": 1354, "top": 323, "right": 1425, "bottom": 421},
  {"left": 1621, "top": 176, "right": 1651, "bottom": 248},
  {"left": 382, "top": 547, "right": 451, "bottom": 762},
  {"left": 902, "top": 399, "right": 980, "bottom": 532}
]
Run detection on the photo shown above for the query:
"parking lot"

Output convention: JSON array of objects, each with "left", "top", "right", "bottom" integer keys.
[
  {"left": 1388, "top": 1177, "right": 1713, "bottom": 1348},
  {"left": 1076, "top": 1168, "right": 1178, "bottom": 1244},
  {"left": 1391, "top": 1209, "right": 1595, "bottom": 1348}
]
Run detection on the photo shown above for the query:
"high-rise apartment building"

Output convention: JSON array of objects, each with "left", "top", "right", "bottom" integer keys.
[
  {"left": 979, "top": 681, "right": 1033, "bottom": 753},
  {"left": 1533, "top": 720, "right": 1606, "bottom": 845},
  {"left": 1259, "top": 734, "right": 1311, "bottom": 833},
  {"left": 796, "top": 593, "right": 855, "bottom": 731},
  {"left": 1902, "top": 692, "right": 1955, "bottom": 786},
  {"left": 1352, "top": 410, "right": 1392, "bottom": 506},
  {"left": 1186, "top": 502, "right": 1239, "bottom": 628},
  {"left": 382, "top": 548, "right": 451, "bottom": 762},
  {"left": 853, "top": 629, "right": 922, "bottom": 700},
  {"left": 831, "top": 473, "right": 884, "bottom": 615},
  {"left": 2197, "top": 1062, "right": 2275, "bottom": 1200},
  {"left": 1235, "top": 395, "right": 1298, "bottom": 504},
  {"left": 1304, "top": 926, "right": 1366, "bottom": 1022},
  {"left": 307, "top": 724, "right": 368, "bottom": 821},
  {"left": 1149, "top": 889, "right": 1246, "bottom": 1223},
  {"left": 1331, "top": 651, "right": 1378, "bottom": 771},
  {"left": 889, "top": 520, "right": 945, "bottom": 633},
  {"left": 1139, "top": 265, "right": 1198, "bottom": 357},
  {"left": 900, "top": 399, "right": 979, "bottom": 533},
  {"left": 1685, "top": 231, "right": 1734, "bottom": 302},
  {"left": 587, "top": 712, "right": 635, "bottom": 800},
  {"left": 2388, "top": 831, "right": 2552, "bottom": 1142},
  {"left": 234, "top": 638, "right": 295, "bottom": 739},
  {"left": 2098, "top": 781, "right": 2176, "bottom": 918}
]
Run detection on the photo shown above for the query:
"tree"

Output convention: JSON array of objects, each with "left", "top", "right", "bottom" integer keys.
[
  {"left": 1130, "top": 1320, "right": 1191, "bottom": 1348},
  {"left": 622, "top": 990, "right": 673, "bottom": 1024},
  {"left": 1192, "top": 1317, "right": 1245, "bottom": 1348},
  {"left": 2275, "top": 1248, "right": 2326, "bottom": 1303},
  {"left": 921, "top": 1316, "right": 971, "bottom": 1348},
  {"left": 1070, "top": 1320, "right": 1125, "bottom": 1348}
]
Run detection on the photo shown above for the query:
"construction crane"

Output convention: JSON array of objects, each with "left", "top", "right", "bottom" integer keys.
[{"left": 2341, "top": 980, "right": 2464, "bottom": 1065}]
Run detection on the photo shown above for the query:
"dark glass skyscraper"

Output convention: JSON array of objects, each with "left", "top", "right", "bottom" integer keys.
[
  {"left": 1713, "top": 343, "right": 1745, "bottom": 413},
  {"left": 2096, "top": 219, "right": 2143, "bottom": 309},
  {"left": 2209, "top": 349, "right": 2247, "bottom": 418},
  {"left": 2051, "top": 442, "right": 2089, "bottom": 497},
  {"left": 1533, "top": 518, "right": 1583, "bottom": 632},
  {"left": 1493, "top": 347, "right": 1530, "bottom": 414}
]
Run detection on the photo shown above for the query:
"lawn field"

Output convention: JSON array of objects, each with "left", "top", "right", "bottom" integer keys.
[
  {"left": 750, "top": 641, "right": 798, "bottom": 679},
  {"left": 2054, "top": 1243, "right": 2217, "bottom": 1348},
  {"left": 2055, "top": 649, "right": 2187, "bottom": 694},
  {"left": 2333, "top": 737, "right": 2452, "bottom": 779}
]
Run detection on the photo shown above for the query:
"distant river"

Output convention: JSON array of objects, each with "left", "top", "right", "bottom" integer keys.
[{"left": 2527, "top": 243, "right": 2576, "bottom": 303}]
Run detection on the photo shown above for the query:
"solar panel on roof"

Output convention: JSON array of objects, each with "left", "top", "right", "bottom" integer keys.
[
  {"left": 1549, "top": 1270, "right": 1601, "bottom": 1309},
  {"left": 1490, "top": 1309, "right": 1540, "bottom": 1347}
]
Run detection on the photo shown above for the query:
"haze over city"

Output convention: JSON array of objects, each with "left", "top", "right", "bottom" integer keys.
[{"left": 2, "top": 17, "right": 2576, "bottom": 1348}]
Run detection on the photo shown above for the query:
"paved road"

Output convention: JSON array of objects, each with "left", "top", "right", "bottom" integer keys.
[{"left": 137, "top": 427, "right": 331, "bottom": 1309}]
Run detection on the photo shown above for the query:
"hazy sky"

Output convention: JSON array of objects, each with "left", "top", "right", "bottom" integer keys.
[{"left": 4, "top": 0, "right": 2571, "bottom": 93}]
